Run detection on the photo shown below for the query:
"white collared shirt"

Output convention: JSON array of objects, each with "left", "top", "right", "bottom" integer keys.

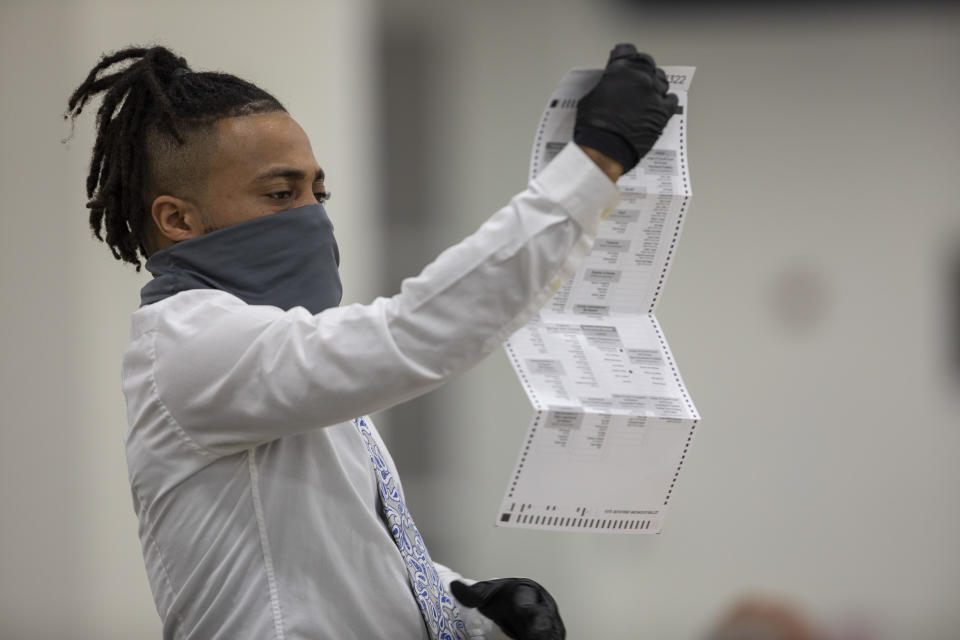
[{"left": 121, "top": 143, "right": 621, "bottom": 639}]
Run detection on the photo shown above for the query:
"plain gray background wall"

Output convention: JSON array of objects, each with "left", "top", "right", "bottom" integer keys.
[{"left": 1, "top": 1, "right": 958, "bottom": 638}]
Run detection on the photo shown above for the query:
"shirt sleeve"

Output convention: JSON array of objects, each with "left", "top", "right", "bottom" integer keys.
[{"left": 148, "top": 143, "right": 621, "bottom": 455}]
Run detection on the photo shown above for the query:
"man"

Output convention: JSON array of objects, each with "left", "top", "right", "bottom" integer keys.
[{"left": 67, "top": 43, "right": 677, "bottom": 639}]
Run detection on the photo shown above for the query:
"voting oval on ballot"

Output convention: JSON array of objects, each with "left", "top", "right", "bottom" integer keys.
[{"left": 498, "top": 67, "right": 698, "bottom": 534}]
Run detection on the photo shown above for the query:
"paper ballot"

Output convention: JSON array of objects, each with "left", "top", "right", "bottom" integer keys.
[{"left": 497, "top": 67, "right": 698, "bottom": 534}]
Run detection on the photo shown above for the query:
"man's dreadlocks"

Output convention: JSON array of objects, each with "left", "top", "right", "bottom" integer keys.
[{"left": 65, "top": 45, "right": 286, "bottom": 271}]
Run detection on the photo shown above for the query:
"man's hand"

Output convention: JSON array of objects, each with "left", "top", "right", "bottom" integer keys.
[
  {"left": 574, "top": 43, "right": 679, "bottom": 174},
  {"left": 451, "top": 578, "right": 565, "bottom": 640}
]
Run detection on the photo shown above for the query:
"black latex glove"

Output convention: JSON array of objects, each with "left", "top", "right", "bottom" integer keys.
[
  {"left": 450, "top": 578, "right": 565, "bottom": 640},
  {"left": 573, "top": 43, "right": 680, "bottom": 173}
]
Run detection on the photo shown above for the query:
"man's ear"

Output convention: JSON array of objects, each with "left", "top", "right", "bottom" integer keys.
[{"left": 151, "top": 195, "right": 204, "bottom": 243}]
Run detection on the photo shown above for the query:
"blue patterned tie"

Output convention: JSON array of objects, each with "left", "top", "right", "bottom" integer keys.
[{"left": 353, "top": 417, "right": 468, "bottom": 640}]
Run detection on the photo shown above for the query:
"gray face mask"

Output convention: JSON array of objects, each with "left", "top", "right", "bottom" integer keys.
[{"left": 140, "top": 203, "right": 342, "bottom": 314}]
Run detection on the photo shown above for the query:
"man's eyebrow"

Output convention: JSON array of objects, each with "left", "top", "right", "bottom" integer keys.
[{"left": 254, "top": 167, "right": 326, "bottom": 182}]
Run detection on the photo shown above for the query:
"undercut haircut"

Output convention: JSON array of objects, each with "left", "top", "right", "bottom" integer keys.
[{"left": 65, "top": 45, "right": 286, "bottom": 270}]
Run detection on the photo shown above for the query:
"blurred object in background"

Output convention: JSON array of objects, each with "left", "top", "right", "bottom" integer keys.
[
  {"left": 766, "top": 261, "right": 832, "bottom": 338},
  {"left": 706, "top": 596, "right": 826, "bottom": 640},
  {"left": 704, "top": 595, "right": 892, "bottom": 640}
]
